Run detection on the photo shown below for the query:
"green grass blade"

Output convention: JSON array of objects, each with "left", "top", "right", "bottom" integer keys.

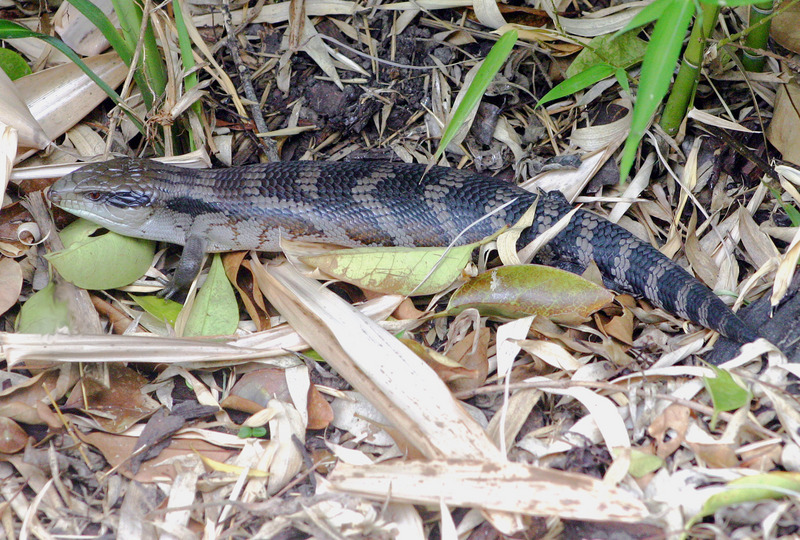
[
  {"left": 615, "top": 0, "right": 672, "bottom": 36},
  {"left": 619, "top": 0, "right": 696, "bottom": 181},
  {"left": 173, "top": 0, "right": 201, "bottom": 150},
  {"left": 434, "top": 30, "right": 517, "bottom": 161},
  {"left": 701, "top": 0, "right": 768, "bottom": 5},
  {"left": 111, "top": 0, "right": 165, "bottom": 104},
  {"left": 538, "top": 63, "right": 616, "bottom": 108}
]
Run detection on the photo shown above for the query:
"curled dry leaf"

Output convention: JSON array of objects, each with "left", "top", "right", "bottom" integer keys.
[
  {"left": 446, "top": 264, "right": 613, "bottom": 321},
  {"left": 0, "top": 416, "right": 29, "bottom": 453}
]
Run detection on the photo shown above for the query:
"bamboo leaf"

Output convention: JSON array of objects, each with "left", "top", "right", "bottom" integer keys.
[
  {"left": 619, "top": 0, "right": 696, "bottom": 181},
  {"left": 615, "top": 0, "right": 673, "bottom": 36},
  {"left": 539, "top": 64, "right": 616, "bottom": 108},
  {"left": 435, "top": 30, "right": 517, "bottom": 160}
]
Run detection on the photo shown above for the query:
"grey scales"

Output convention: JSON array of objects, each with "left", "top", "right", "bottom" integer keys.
[{"left": 48, "top": 158, "right": 759, "bottom": 343}]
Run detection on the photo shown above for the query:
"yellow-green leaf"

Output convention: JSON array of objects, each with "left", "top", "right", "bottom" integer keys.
[
  {"left": 688, "top": 472, "right": 800, "bottom": 530},
  {"left": 130, "top": 294, "right": 182, "bottom": 327},
  {"left": 445, "top": 265, "right": 613, "bottom": 320},
  {"left": 301, "top": 245, "right": 475, "bottom": 296},
  {"left": 45, "top": 218, "right": 155, "bottom": 290},
  {"left": 626, "top": 449, "right": 664, "bottom": 478},
  {"left": 183, "top": 254, "right": 239, "bottom": 337},
  {"left": 16, "top": 282, "right": 70, "bottom": 333}
]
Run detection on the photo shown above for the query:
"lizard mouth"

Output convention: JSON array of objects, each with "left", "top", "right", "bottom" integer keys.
[{"left": 47, "top": 187, "right": 62, "bottom": 205}]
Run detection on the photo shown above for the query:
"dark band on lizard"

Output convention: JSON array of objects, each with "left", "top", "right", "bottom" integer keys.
[{"left": 48, "top": 158, "right": 759, "bottom": 343}]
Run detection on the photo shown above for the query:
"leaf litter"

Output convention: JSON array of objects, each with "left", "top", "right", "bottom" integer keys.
[{"left": 0, "top": 0, "right": 800, "bottom": 538}]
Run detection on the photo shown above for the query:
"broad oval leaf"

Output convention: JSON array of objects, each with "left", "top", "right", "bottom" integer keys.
[
  {"left": 16, "top": 281, "right": 70, "bottom": 333},
  {"left": 445, "top": 265, "right": 613, "bottom": 320},
  {"left": 0, "top": 48, "right": 31, "bottom": 80},
  {"left": 566, "top": 33, "right": 648, "bottom": 78},
  {"left": 45, "top": 218, "right": 155, "bottom": 290},
  {"left": 183, "top": 254, "right": 239, "bottom": 337},
  {"left": 301, "top": 245, "right": 474, "bottom": 296}
]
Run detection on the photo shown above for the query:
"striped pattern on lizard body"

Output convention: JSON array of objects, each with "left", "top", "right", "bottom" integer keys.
[{"left": 48, "top": 158, "right": 758, "bottom": 343}]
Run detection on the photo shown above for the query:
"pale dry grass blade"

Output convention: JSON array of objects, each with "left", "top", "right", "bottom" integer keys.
[
  {"left": 0, "top": 122, "right": 16, "bottom": 200},
  {"left": 0, "top": 69, "right": 49, "bottom": 150},
  {"left": 52, "top": 0, "right": 116, "bottom": 56},
  {"left": 0, "top": 332, "right": 295, "bottom": 367},
  {"left": 191, "top": 0, "right": 358, "bottom": 27},
  {"left": 15, "top": 53, "right": 127, "bottom": 150},
  {"left": 327, "top": 459, "right": 647, "bottom": 521},
  {"left": 254, "top": 261, "right": 649, "bottom": 527},
  {"left": 254, "top": 261, "right": 502, "bottom": 460}
]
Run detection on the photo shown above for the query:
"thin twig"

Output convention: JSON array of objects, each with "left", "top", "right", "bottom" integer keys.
[{"left": 220, "top": 0, "right": 279, "bottom": 162}]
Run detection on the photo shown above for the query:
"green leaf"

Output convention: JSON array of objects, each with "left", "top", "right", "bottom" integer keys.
[
  {"left": 130, "top": 294, "right": 182, "bottom": 327},
  {"left": 566, "top": 34, "right": 648, "bottom": 78},
  {"left": 301, "top": 244, "right": 476, "bottom": 296},
  {"left": 183, "top": 254, "right": 239, "bottom": 337},
  {"left": 615, "top": 67, "right": 631, "bottom": 95},
  {"left": 445, "top": 265, "right": 614, "bottom": 321},
  {"left": 539, "top": 64, "right": 616, "bottom": 108},
  {"left": 626, "top": 449, "right": 665, "bottom": 478},
  {"left": 704, "top": 365, "right": 751, "bottom": 427},
  {"left": 619, "top": 0, "right": 696, "bottom": 181},
  {"left": 16, "top": 282, "right": 70, "bottom": 334},
  {"left": 615, "top": 0, "right": 673, "bottom": 36},
  {"left": 688, "top": 472, "right": 800, "bottom": 530},
  {"left": 0, "top": 48, "right": 31, "bottom": 80},
  {"left": 238, "top": 426, "right": 267, "bottom": 438},
  {"left": 435, "top": 30, "right": 517, "bottom": 160},
  {"left": 45, "top": 219, "right": 155, "bottom": 290},
  {"left": 699, "top": 0, "right": 769, "bottom": 5}
]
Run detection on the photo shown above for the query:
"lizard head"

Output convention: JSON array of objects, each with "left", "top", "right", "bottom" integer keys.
[{"left": 49, "top": 158, "right": 162, "bottom": 233}]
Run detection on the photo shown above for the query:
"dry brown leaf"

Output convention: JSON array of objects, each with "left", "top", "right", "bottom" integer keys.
[
  {"left": 78, "top": 430, "right": 235, "bottom": 483},
  {"left": 648, "top": 404, "right": 690, "bottom": 459},
  {"left": 0, "top": 417, "right": 29, "bottom": 454},
  {"left": 62, "top": 364, "right": 159, "bottom": 433},
  {"left": 0, "top": 258, "right": 23, "bottom": 317},
  {"left": 445, "top": 327, "right": 490, "bottom": 393},
  {"left": 767, "top": 80, "right": 800, "bottom": 166}
]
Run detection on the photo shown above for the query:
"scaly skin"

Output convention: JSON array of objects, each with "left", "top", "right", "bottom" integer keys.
[{"left": 48, "top": 158, "right": 758, "bottom": 342}]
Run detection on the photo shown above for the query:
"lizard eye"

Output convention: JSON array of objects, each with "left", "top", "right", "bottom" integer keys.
[{"left": 85, "top": 191, "right": 104, "bottom": 201}]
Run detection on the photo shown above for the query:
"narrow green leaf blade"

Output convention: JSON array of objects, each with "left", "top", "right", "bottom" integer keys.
[
  {"left": 435, "top": 30, "right": 517, "bottom": 160},
  {"left": 539, "top": 64, "right": 616, "bottom": 108},
  {"left": 615, "top": 0, "right": 673, "bottom": 36},
  {"left": 619, "top": 0, "right": 696, "bottom": 181}
]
